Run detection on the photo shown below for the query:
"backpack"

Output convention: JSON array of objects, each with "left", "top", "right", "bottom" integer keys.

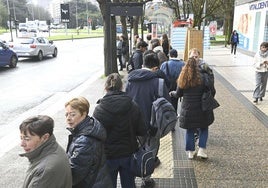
[
  {"left": 150, "top": 79, "right": 178, "bottom": 138},
  {"left": 130, "top": 145, "right": 155, "bottom": 177},
  {"left": 129, "top": 119, "right": 155, "bottom": 178}
]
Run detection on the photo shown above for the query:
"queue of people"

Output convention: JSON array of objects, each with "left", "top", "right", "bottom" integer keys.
[{"left": 19, "top": 30, "right": 218, "bottom": 188}]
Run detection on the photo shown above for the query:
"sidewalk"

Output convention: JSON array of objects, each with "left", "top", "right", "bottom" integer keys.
[
  {"left": 136, "top": 46, "right": 268, "bottom": 187},
  {"left": 0, "top": 46, "right": 267, "bottom": 187}
]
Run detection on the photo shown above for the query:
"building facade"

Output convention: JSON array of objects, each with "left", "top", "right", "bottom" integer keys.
[{"left": 234, "top": 0, "right": 268, "bottom": 53}]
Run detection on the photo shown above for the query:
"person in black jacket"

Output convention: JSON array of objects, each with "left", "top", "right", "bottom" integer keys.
[
  {"left": 65, "top": 97, "right": 112, "bottom": 188},
  {"left": 230, "top": 30, "right": 239, "bottom": 55},
  {"left": 170, "top": 58, "right": 215, "bottom": 160},
  {"left": 132, "top": 41, "right": 148, "bottom": 69},
  {"left": 93, "top": 73, "right": 146, "bottom": 188}
]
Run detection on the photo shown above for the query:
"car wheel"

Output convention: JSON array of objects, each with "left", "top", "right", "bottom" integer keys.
[
  {"left": 9, "top": 55, "right": 18, "bottom": 68},
  {"left": 53, "top": 48, "right": 58, "bottom": 57},
  {"left": 37, "top": 51, "right": 43, "bottom": 61}
]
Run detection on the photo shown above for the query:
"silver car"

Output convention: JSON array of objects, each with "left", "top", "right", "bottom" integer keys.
[{"left": 10, "top": 37, "right": 58, "bottom": 61}]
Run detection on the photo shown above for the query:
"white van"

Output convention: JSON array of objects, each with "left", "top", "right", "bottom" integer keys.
[{"left": 18, "top": 23, "right": 27, "bottom": 32}]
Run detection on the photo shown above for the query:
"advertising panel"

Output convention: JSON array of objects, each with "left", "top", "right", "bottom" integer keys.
[{"left": 60, "top": 4, "right": 70, "bottom": 23}]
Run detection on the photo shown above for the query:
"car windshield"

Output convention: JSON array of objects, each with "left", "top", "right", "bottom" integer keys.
[{"left": 18, "top": 38, "right": 34, "bottom": 44}]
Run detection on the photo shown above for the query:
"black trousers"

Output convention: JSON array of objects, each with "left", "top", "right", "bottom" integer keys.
[{"left": 231, "top": 43, "right": 238, "bottom": 54}]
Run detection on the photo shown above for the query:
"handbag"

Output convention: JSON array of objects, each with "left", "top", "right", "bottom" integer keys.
[
  {"left": 201, "top": 73, "right": 220, "bottom": 111},
  {"left": 201, "top": 89, "right": 220, "bottom": 111}
]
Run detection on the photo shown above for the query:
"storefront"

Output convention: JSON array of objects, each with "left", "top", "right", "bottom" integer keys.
[{"left": 234, "top": 0, "right": 268, "bottom": 53}]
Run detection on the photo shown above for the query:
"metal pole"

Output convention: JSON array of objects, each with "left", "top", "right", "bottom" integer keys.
[
  {"left": 12, "top": 0, "right": 16, "bottom": 20},
  {"left": 86, "top": 0, "right": 89, "bottom": 34},
  {"left": 31, "top": 3, "right": 34, "bottom": 20},
  {"left": 202, "top": 0, "right": 206, "bottom": 56},
  {"left": 12, "top": 0, "right": 18, "bottom": 37},
  {"left": 6, "top": 0, "right": 13, "bottom": 42},
  {"left": 76, "top": 0, "right": 78, "bottom": 29}
]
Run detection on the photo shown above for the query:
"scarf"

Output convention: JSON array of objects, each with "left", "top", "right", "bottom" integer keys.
[{"left": 259, "top": 50, "right": 268, "bottom": 58}]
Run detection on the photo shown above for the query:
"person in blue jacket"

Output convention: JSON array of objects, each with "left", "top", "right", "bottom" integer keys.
[
  {"left": 160, "top": 49, "right": 185, "bottom": 111},
  {"left": 65, "top": 97, "right": 112, "bottom": 188},
  {"left": 230, "top": 30, "right": 239, "bottom": 55}
]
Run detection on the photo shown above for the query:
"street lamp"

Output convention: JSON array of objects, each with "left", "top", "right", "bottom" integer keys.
[
  {"left": 76, "top": 0, "right": 78, "bottom": 29},
  {"left": 86, "top": 0, "right": 89, "bottom": 34},
  {"left": 12, "top": 0, "right": 18, "bottom": 37}
]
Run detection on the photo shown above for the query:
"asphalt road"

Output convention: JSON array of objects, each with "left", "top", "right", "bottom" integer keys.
[{"left": 0, "top": 37, "right": 104, "bottom": 156}]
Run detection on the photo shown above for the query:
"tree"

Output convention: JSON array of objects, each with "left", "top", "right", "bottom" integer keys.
[
  {"left": 219, "top": 0, "right": 235, "bottom": 46},
  {"left": 0, "top": 1, "right": 8, "bottom": 29},
  {"left": 67, "top": 0, "right": 100, "bottom": 29},
  {"left": 162, "top": 0, "right": 235, "bottom": 46},
  {"left": 0, "top": 0, "right": 51, "bottom": 26},
  {"left": 163, "top": 0, "right": 190, "bottom": 19},
  {"left": 97, "top": 0, "right": 115, "bottom": 76}
]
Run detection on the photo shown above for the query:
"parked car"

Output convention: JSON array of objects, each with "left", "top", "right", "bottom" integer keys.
[
  {"left": 27, "top": 26, "right": 38, "bottom": 33},
  {"left": 27, "top": 22, "right": 38, "bottom": 33},
  {"left": 0, "top": 40, "right": 18, "bottom": 68},
  {"left": 18, "top": 23, "right": 27, "bottom": 32},
  {"left": 39, "top": 23, "right": 49, "bottom": 32},
  {"left": 9, "top": 37, "right": 58, "bottom": 61}
]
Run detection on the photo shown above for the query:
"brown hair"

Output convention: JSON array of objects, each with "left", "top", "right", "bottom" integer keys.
[
  {"left": 260, "top": 42, "right": 268, "bottom": 48},
  {"left": 19, "top": 115, "right": 54, "bottom": 137},
  {"left": 105, "top": 73, "right": 123, "bottom": 92},
  {"left": 178, "top": 57, "right": 202, "bottom": 89},
  {"left": 151, "top": 38, "right": 161, "bottom": 49},
  {"left": 162, "top": 33, "right": 168, "bottom": 43}
]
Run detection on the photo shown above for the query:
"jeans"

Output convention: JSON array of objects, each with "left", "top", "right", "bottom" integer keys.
[
  {"left": 117, "top": 54, "right": 123, "bottom": 70},
  {"left": 106, "top": 156, "right": 135, "bottom": 188},
  {"left": 185, "top": 128, "right": 208, "bottom": 151}
]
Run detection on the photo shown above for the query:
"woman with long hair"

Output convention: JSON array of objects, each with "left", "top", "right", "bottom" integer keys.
[{"left": 170, "top": 57, "right": 215, "bottom": 159}]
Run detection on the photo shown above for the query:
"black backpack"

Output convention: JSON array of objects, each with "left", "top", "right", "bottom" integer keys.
[{"left": 127, "top": 53, "right": 135, "bottom": 73}]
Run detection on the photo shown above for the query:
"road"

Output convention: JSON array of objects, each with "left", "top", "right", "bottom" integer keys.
[{"left": 0, "top": 38, "right": 104, "bottom": 156}]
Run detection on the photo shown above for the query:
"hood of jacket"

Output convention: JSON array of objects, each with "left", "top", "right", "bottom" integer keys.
[
  {"left": 153, "top": 46, "right": 163, "bottom": 52},
  {"left": 97, "top": 91, "right": 133, "bottom": 115},
  {"left": 67, "top": 116, "right": 106, "bottom": 142},
  {"left": 128, "top": 68, "right": 158, "bottom": 82}
]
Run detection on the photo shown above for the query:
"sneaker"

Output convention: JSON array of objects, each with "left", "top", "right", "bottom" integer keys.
[
  {"left": 154, "top": 157, "right": 161, "bottom": 168},
  {"left": 260, "top": 97, "right": 263, "bottom": 101},
  {"left": 197, "top": 148, "right": 208, "bottom": 159},
  {"left": 141, "top": 178, "right": 155, "bottom": 188},
  {"left": 253, "top": 98, "right": 258, "bottom": 103},
  {"left": 188, "top": 151, "right": 196, "bottom": 159}
]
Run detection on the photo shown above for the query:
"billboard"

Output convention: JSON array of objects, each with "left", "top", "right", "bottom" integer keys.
[{"left": 60, "top": 4, "right": 70, "bottom": 23}]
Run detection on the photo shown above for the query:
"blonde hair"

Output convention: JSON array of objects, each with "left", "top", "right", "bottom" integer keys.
[
  {"left": 178, "top": 57, "right": 202, "bottom": 89},
  {"left": 188, "top": 48, "right": 200, "bottom": 56},
  {"left": 65, "top": 97, "right": 90, "bottom": 115}
]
